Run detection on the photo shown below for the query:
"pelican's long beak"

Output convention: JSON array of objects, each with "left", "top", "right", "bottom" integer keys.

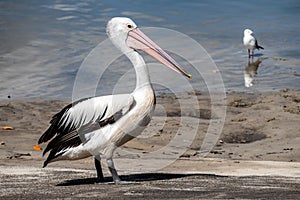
[{"left": 126, "top": 28, "right": 192, "bottom": 79}]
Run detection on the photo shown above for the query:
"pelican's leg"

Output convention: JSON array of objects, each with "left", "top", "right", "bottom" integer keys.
[
  {"left": 252, "top": 50, "right": 254, "bottom": 57},
  {"left": 94, "top": 156, "right": 104, "bottom": 182},
  {"left": 248, "top": 49, "right": 250, "bottom": 58},
  {"left": 106, "top": 158, "right": 121, "bottom": 183}
]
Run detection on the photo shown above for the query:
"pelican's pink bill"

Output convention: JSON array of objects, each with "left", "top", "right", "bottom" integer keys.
[{"left": 126, "top": 28, "right": 192, "bottom": 79}]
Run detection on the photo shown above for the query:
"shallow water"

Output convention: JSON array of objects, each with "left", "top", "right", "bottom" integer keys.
[{"left": 1, "top": 0, "right": 299, "bottom": 100}]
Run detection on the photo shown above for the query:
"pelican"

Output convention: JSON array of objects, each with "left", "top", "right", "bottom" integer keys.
[
  {"left": 38, "top": 17, "right": 191, "bottom": 183},
  {"left": 243, "top": 29, "right": 264, "bottom": 57}
]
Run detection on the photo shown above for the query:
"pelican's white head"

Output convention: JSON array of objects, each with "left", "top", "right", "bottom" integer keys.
[
  {"left": 107, "top": 17, "right": 137, "bottom": 53},
  {"left": 244, "top": 29, "right": 254, "bottom": 36},
  {"left": 106, "top": 17, "right": 192, "bottom": 79}
]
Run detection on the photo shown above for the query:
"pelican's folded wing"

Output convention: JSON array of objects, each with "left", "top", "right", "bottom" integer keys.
[{"left": 38, "top": 94, "right": 134, "bottom": 145}]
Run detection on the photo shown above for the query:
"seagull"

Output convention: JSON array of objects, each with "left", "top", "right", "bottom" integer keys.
[
  {"left": 243, "top": 29, "right": 264, "bottom": 57},
  {"left": 38, "top": 17, "right": 192, "bottom": 184}
]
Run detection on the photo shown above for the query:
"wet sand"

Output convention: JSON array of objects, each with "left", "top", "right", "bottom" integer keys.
[{"left": 0, "top": 89, "right": 299, "bottom": 198}]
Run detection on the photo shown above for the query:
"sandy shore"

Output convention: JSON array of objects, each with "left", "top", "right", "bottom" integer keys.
[{"left": 0, "top": 89, "right": 299, "bottom": 198}]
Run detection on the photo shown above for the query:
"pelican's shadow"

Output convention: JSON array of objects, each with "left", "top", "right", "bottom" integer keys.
[{"left": 56, "top": 173, "right": 216, "bottom": 186}]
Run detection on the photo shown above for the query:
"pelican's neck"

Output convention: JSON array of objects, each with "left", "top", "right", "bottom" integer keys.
[{"left": 126, "top": 50, "right": 151, "bottom": 90}]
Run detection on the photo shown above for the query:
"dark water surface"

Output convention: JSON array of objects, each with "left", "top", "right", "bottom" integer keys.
[{"left": 1, "top": 0, "right": 299, "bottom": 100}]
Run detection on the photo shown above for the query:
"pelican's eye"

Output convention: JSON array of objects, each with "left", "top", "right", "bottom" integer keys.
[{"left": 127, "top": 24, "right": 133, "bottom": 29}]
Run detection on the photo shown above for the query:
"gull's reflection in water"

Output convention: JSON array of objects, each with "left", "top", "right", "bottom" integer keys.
[{"left": 244, "top": 58, "right": 263, "bottom": 87}]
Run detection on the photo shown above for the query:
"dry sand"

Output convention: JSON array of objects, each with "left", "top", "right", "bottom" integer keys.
[{"left": 0, "top": 89, "right": 299, "bottom": 199}]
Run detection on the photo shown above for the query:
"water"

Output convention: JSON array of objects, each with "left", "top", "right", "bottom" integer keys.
[{"left": 1, "top": 0, "right": 299, "bottom": 100}]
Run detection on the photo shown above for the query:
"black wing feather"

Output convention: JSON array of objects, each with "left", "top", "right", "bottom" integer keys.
[
  {"left": 255, "top": 40, "right": 264, "bottom": 50},
  {"left": 43, "top": 130, "right": 81, "bottom": 167},
  {"left": 38, "top": 97, "right": 90, "bottom": 144}
]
